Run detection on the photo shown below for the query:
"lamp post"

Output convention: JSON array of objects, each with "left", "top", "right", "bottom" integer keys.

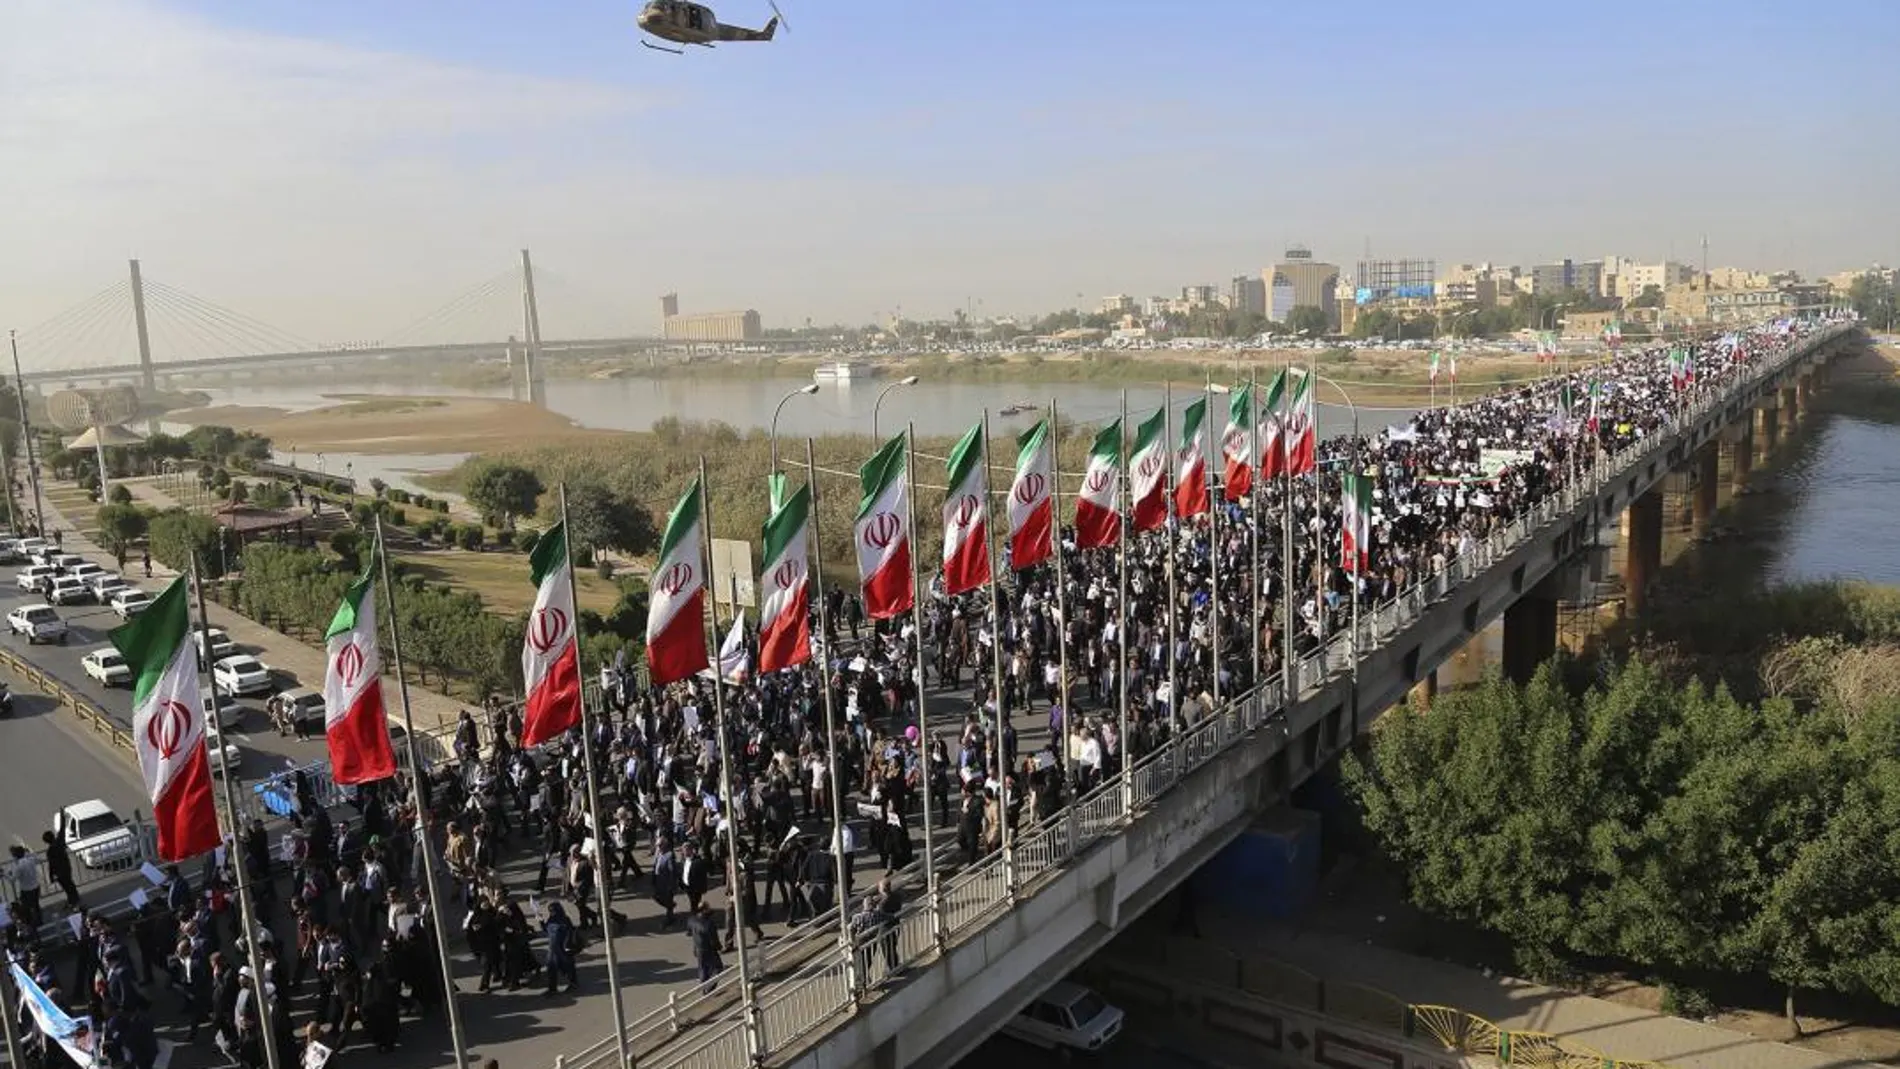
[
  {"left": 871, "top": 375, "right": 920, "bottom": 440},
  {"left": 1311, "top": 373, "right": 1361, "bottom": 677},
  {"left": 770, "top": 383, "right": 820, "bottom": 475}
]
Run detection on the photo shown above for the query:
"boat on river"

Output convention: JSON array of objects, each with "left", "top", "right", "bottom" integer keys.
[{"left": 814, "top": 361, "right": 873, "bottom": 383}]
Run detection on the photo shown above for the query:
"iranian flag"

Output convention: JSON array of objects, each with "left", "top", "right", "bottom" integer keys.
[
  {"left": 942, "top": 422, "right": 991, "bottom": 596},
  {"left": 1341, "top": 473, "right": 1372, "bottom": 574},
  {"left": 322, "top": 562, "right": 397, "bottom": 785},
  {"left": 1284, "top": 370, "right": 1317, "bottom": 476},
  {"left": 1007, "top": 419, "right": 1054, "bottom": 570},
  {"left": 1258, "top": 370, "right": 1289, "bottom": 481},
  {"left": 111, "top": 577, "right": 219, "bottom": 862},
  {"left": 855, "top": 433, "right": 914, "bottom": 619},
  {"left": 521, "top": 520, "right": 583, "bottom": 744},
  {"left": 1074, "top": 419, "right": 1122, "bottom": 549},
  {"left": 1221, "top": 383, "right": 1254, "bottom": 501},
  {"left": 1129, "top": 408, "right": 1167, "bottom": 532},
  {"left": 1428, "top": 351, "right": 1441, "bottom": 381},
  {"left": 1174, "top": 397, "right": 1209, "bottom": 519},
  {"left": 646, "top": 481, "right": 711, "bottom": 685},
  {"left": 757, "top": 483, "right": 813, "bottom": 674}
]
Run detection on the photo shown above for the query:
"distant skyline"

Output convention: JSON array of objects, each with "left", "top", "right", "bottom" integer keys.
[{"left": 2, "top": 0, "right": 1896, "bottom": 366}]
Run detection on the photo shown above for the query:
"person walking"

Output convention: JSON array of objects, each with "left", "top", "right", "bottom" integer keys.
[{"left": 684, "top": 900, "right": 723, "bottom": 992}]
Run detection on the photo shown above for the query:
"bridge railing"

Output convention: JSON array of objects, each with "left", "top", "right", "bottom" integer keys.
[{"left": 559, "top": 325, "right": 1846, "bottom": 1069}]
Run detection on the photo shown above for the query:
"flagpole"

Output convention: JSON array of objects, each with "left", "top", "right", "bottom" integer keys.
[
  {"left": 801, "top": 439, "right": 861, "bottom": 994},
  {"left": 1204, "top": 376, "right": 1223, "bottom": 713},
  {"left": 374, "top": 518, "right": 473, "bottom": 1069},
  {"left": 1309, "top": 366, "right": 1325, "bottom": 647},
  {"left": 1049, "top": 398, "right": 1073, "bottom": 800},
  {"left": 557, "top": 485, "right": 633, "bottom": 1069},
  {"left": 1159, "top": 382, "right": 1176, "bottom": 811},
  {"left": 189, "top": 558, "right": 283, "bottom": 1069},
  {"left": 1248, "top": 370, "right": 1262, "bottom": 696},
  {"left": 694, "top": 458, "right": 761, "bottom": 1054},
  {"left": 1115, "top": 390, "right": 1132, "bottom": 815},
  {"left": 904, "top": 423, "right": 943, "bottom": 943},
  {"left": 981, "top": 408, "right": 1016, "bottom": 898},
  {"left": 1280, "top": 393, "right": 1295, "bottom": 704}
]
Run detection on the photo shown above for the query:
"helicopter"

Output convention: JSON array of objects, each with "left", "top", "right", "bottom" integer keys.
[{"left": 637, "top": 0, "right": 784, "bottom": 54}]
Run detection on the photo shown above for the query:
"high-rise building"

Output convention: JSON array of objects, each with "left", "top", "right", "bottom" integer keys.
[
  {"left": 1352, "top": 259, "right": 1437, "bottom": 304},
  {"left": 1099, "top": 294, "right": 1138, "bottom": 316},
  {"left": 1265, "top": 246, "right": 1340, "bottom": 327},
  {"left": 1529, "top": 260, "right": 1604, "bottom": 298},
  {"left": 1229, "top": 275, "right": 1266, "bottom": 316},
  {"left": 660, "top": 295, "right": 762, "bottom": 342}
]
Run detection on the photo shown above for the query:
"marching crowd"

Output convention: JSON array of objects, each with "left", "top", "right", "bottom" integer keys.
[{"left": 0, "top": 316, "right": 1840, "bottom": 1069}]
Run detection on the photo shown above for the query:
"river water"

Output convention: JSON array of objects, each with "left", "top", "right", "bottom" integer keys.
[{"left": 1768, "top": 414, "right": 1900, "bottom": 586}]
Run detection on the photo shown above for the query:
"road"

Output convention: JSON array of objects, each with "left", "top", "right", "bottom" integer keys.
[{"left": 0, "top": 683, "right": 148, "bottom": 853}]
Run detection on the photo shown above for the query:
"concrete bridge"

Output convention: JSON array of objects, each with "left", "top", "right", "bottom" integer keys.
[{"left": 553, "top": 323, "right": 1857, "bottom": 1069}]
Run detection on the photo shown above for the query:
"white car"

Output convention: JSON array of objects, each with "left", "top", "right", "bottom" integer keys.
[
  {"left": 212, "top": 655, "right": 272, "bottom": 698},
  {"left": 203, "top": 687, "right": 245, "bottom": 732},
  {"left": 7, "top": 605, "right": 68, "bottom": 645},
  {"left": 46, "top": 553, "right": 83, "bottom": 574},
  {"left": 207, "top": 740, "right": 242, "bottom": 777},
  {"left": 65, "top": 561, "right": 107, "bottom": 585},
  {"left": 110, "top": 588, "right": 154, "bottom": 619},
  {"left": 82, "top": 648, "right": 133, "bottom": 687},
  {"left": 1000, "top": 982, "right": 1124, "bottom": 1055},
  {"left": 89, "top": 574, "right": 131, "bottom": 603},
  {"left": 15, "top": 539, "right": 49, "bottom": 561},
  {"left": 196, "top": 626, "right": 236, "bottom": 663},
  {"left": 15, "top": 564, "right": 57, "bottom": 593},
  {"left": 45, "top": 576, "right": 89, "bottom": 606},
  {"left": 58, "top": 800, "right": 138, "bottom": 870}
]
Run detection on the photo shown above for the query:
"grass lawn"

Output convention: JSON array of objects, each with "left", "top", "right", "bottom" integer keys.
[{"left": 393, "top": 547, "right": 629, "bottom": 616}]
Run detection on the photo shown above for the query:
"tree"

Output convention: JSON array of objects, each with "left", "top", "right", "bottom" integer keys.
[
  {"left": 1628, "top": 284, "right": 1665, "bottom": 309},
  {"left": 466, "top": 464, "right": 545, "bottom": 529},
  {"left": 95, "top": 504, "right": 148, "bottom": 564},
  {"left": 329, "top": 529, "right": 364, "bottom": 572},
  {"left": 1848, "top": 275, "right": 1897, "bottom": 330},
  {"left": 1285, "top": 305, "right": 1330, "bottom": 338},
  {"left": 563, "top": 482, "right": 659, "bottom": 558},
  {"left": 148, "top": 510, "right": 227, "bottom": 579}
]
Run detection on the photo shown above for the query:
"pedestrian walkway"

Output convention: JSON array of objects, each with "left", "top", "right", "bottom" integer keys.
[
  {"left": 1217, "top": 919, "right": 1882, "bottom": 1069},
  {"left": 37, "top": 474, "right": 470, "bottom": 730}
]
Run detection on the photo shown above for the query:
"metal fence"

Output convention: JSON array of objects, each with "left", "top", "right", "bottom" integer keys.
[{"left": 551, "top": 324, "right": 1848, "bottom": 1069}]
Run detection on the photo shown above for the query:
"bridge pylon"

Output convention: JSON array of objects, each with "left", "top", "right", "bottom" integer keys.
[{"left": 129, "top": 259, "right": 155, "bottom": 394}]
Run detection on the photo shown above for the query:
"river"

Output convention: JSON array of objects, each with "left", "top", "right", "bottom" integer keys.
[{"left": 1768, "top": 414, "right": 1900, "bottom": 586}]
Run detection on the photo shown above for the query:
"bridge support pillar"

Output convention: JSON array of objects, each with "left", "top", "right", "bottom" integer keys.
[
  {"left": 1781, "top": 384, "right": 1800, "bottom": 429},
  {"left": 1691, "top": 444, "right": 1720, "bottom": 535},
  {"left": 1757, "top": 403, "right": 1780, "bottom": 454},
  {"left": 1623, "top": 488, "right": 1663, "bottom": 618},
  {"left": 1796, "top": 372, "right": 1813, "bottom": 415},
  {"left": 129, "top": 259, "right": 156, "bottom": 394},
  {"left": 1407, "top": 670, "right": 1437, "bottom": 710},
  {"left": 1502, "top": 575, "right": 1560, "bottom": 686},
  {"left": 1727, "top": 424, "right": 1753, "bottom": 492}
]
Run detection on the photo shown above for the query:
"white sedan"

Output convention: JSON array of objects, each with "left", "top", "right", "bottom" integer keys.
[
  {"left": 212, "top": 655, "right": 272, "bottom": 697},
  {"left": 110, "top": 588, "right": 154, "bottom": 620},
  {"left": 58, "top": 800, "right": 138, "bottom": 870},
  {"left": 82, "top": 648, "right": 133, "bottom": 687}
]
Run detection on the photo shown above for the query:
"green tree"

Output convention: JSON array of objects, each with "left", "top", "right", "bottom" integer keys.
[
  {"left": 1285, "top": 305, "right": 1330, "bottom": 338},
  {"left": 466, "top": 464, "right": 545, "bottom": 529},
  {"left": 1628, "top": 284, "right": 1665, "bottom": 309},
  {"left": 564, "top": 482, "right": 659, "bottom": 558},
  {"left": 148, "top": 510, "right": 227, "bottom": 578},
  {"left": 329, "top": 529, "right": 364, "bottom": 572},
  {"left": 1848, "top": 275, "right": 1897, "bottom": 330},
  {"left": 95, "top": 504, "right": 149, "bottom": 564}
]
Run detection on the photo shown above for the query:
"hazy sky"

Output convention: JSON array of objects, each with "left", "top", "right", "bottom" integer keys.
[{"left": 3, "top": 0, "right": 1896, "bottom": 367}]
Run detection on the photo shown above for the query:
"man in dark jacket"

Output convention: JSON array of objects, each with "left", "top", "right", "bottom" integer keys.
[{"left": 43, "top": 817, "right": 80, "bottom": 910}]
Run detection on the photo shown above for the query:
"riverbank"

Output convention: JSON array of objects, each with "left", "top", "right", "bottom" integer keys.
[{"left": 167, "top": 393, "right": 615, "bottom": 455}]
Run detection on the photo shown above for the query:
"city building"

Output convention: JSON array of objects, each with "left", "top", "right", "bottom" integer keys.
[
  {"left": 1143, "top": 296, "right": 1172, "bottom": 318},
  {"left": 1099, "top": 294, "right": 1138, "bottom": 316},
  {"left": 1600, "top": 259, "right": 1693, "bottom": 300},
  {"left": 1706, "top": 266, "right": 1771, "bottom": 291},
  {"left": 1436, "top": 264, "right": 1518, "bottom": 308},
  {"left": 1353, "top": 259, "right": 1437, "bottom": 305},
  {"left": 1181, "top": 284, "right": 1220, "bottom": 308},
  {"left": 1562, "top": 309, "right": 1622, "bottom": 340},
  {"left": 1229, "top": 275, "right": 1266, "bottom": 317},
  {"left": 1529, "top": 259, "right": 1604, "bottom": 298},
  {"left": 1705, "top": 288, "right": 1798, "bottom": 323},
  {"left": 1825, "top": 265, "right": 1897, "bottom": 293},
  {"left": 1265, "top": 246, "right": 1340, "bottom": 328},
  {"left": 660, "top": 295, "right": 763, "bottom": 342}
]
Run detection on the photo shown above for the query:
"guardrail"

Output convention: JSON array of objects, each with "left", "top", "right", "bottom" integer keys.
[{"left": 552, "top": 324, "right": 1848, "bottom": 1069}]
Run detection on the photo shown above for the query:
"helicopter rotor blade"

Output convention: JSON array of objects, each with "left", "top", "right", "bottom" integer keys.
[{"left": 767, "top": 0, "right": 788, "bottom": 32}]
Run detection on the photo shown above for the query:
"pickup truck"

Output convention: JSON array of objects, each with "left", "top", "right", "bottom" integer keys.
[{"left": 7, "top": 605, "right": 68, "bottom": 645}]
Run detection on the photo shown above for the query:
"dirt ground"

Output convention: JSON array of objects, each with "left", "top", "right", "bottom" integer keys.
[{"left": 168, "top": 394, "right": 614, "bottom": 455}]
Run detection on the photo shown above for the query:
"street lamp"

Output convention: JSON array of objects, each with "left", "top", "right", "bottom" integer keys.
[
  {"left": 770, "top": 383, "right": 820, "bottom": 476},
  {"left": 871, "top": 375, "right": 921, "bottom": 440}
]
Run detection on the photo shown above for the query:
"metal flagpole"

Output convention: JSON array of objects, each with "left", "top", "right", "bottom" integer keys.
[
  {"left": 1160, "top": 383, "right": 1177, "bottom": 797},
  {"left": 695, "top": 458, "right": 761, "bottom": 1054},
  {"left": 1281, "top": 402, "right": 1296, "bottom": 702},
  {"left": 804, "top": 439, "right": 860, "bottom": 986},
  {"left": 1248, "top": 371, "right": 1262, "bottom": 695},
  {"left": 904, "top": 424, "right": 943, "bottom": 943},
  {"left": 1115, "top": 390, "right": 1131, "bottom": 812},
  {"left": 1309, "top": 367, "right": 1326, "bottom": 646},
  {"left": 557, "top": 485, "right": 633, "bottom": 1069},
  {"left": 0, "top": 961, "right": 28, "bottom": 1069},
  {"left": 981, "top": 409, "right": 1016, "bottom": 897},
  {"left": 374, "top": 519, "right": 473, "bottom": 1069},
  {"left": 1205, "top": 377, "right": 1223, "bottom": 712},
  {"left": 191, "top": 559, "right": 283, "bottom": 1069},
  {"left": 0, "top": 432, "right": 13, "bottom": 533},
  {"left": 1048, "top": 399, "right": 1073, "bottom": 798}
]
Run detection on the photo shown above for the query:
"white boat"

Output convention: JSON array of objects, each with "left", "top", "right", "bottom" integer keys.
[{"left": 813, "top": 361, "right": 872, "bottom": 382}]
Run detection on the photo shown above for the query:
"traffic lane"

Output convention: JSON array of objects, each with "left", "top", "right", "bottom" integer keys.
[
  {"left": 0, "top": 582, "right": 324, "bottom": 783},
  {"left": 0, "top": 680, "right": 147, "bottom": 859}
]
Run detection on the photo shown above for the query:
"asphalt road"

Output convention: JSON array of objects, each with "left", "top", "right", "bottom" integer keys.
[{"left": 0, "top": 682, "right": 148, "bottom": 853}]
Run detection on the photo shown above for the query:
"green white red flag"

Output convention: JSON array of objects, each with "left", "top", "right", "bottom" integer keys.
[
  {"left": 1007, "top": 419, "right": 1054, "bottom": 570},
  {"left": 1258, "top": 370, "right": 1289, "bottom": 481},
  {"left": 757, "top": 483, "right": 812, "bottom": 674},
  {"left": 1174, "top": 397, "right": 1209, "bottom": 518},
  {"left": 521, "top": 520, "right": 583, "bottom": 744},
  {"left": 1074, "top": 419, "right": 1122, "bottom": 548},
  {"left": 645, "top": 481, "right": 711, "bottom": 685},
  {"left": 1221, "top": 383, "right": 1254, "bottom": 501},
  {"left": 1284, "top": 370, "right": 1316, "bottom": 476},
  {"left": 855, "top": 433, "right": 914, "bottom": 619},
  {"left": 322, "top": 558, "right": 397, "bottom": 785},
  {"left": 942, "top": 423, "right": 991, "bottom": 595},
  {"left": 1341, "top": 472, "right": 1372, "bottom": 574},
  {"left": 111, "top": 577, "right": 219, "bottom": 861},
  {"left": 1129, "top": 408, "right": 1167, "bottom": 531}
]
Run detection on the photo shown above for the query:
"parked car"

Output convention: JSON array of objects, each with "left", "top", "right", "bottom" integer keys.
[
  {"left": 203, "top": 687, "right": 245, "bottom": 732},
  {"left": 89, "top": 573, "right": 131, "bottom": 603},
  {"left": 46, "top": 553, "right": 83, "bottom": 574},
  {"left": 268, "top": 687, "right": 326, "bottom": 736},
  {"left": 0, "top": 539, "right": 24, "bottom": 564},
  {"left": 110, "top": 588, "right": 154, "bottom": 620},
  {"left": 15, "top": 539, "right": 49, "bottom": 561},
  {"left": 1000, "top": 982, "right": 1124, "bottom": 1055},
  {"left": 15, "top": 565, "right": 57, "bottom": 594},
  {"left": 82, "top": 648, "right": 133, "bottom": 687},
  {"left": 212, "top": 655, "right": 272, "bottom": 698},
  {"left": 7, "top": 605, "right": 68, "bottom": 644},
  {"left": 58, "top": 800, "right": 138, "bottom": 869},
  {"left": 45, "top": 576, "right": 89, "bottom": 606},
  {"left": 207, "top": 739, "right": 242, "bottom": 777},
  {"left": 195, "top": 625, "right": 236, "bottom": 663}
]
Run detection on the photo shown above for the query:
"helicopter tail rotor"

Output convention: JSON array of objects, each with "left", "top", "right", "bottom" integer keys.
[{"left": 767, "top": 0, "right": 788, "bottom": 33}]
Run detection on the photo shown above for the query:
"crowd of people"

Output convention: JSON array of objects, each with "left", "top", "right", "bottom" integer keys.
[{"left": 0, "top": 315, "right": 1842, "bottom": 1068}]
